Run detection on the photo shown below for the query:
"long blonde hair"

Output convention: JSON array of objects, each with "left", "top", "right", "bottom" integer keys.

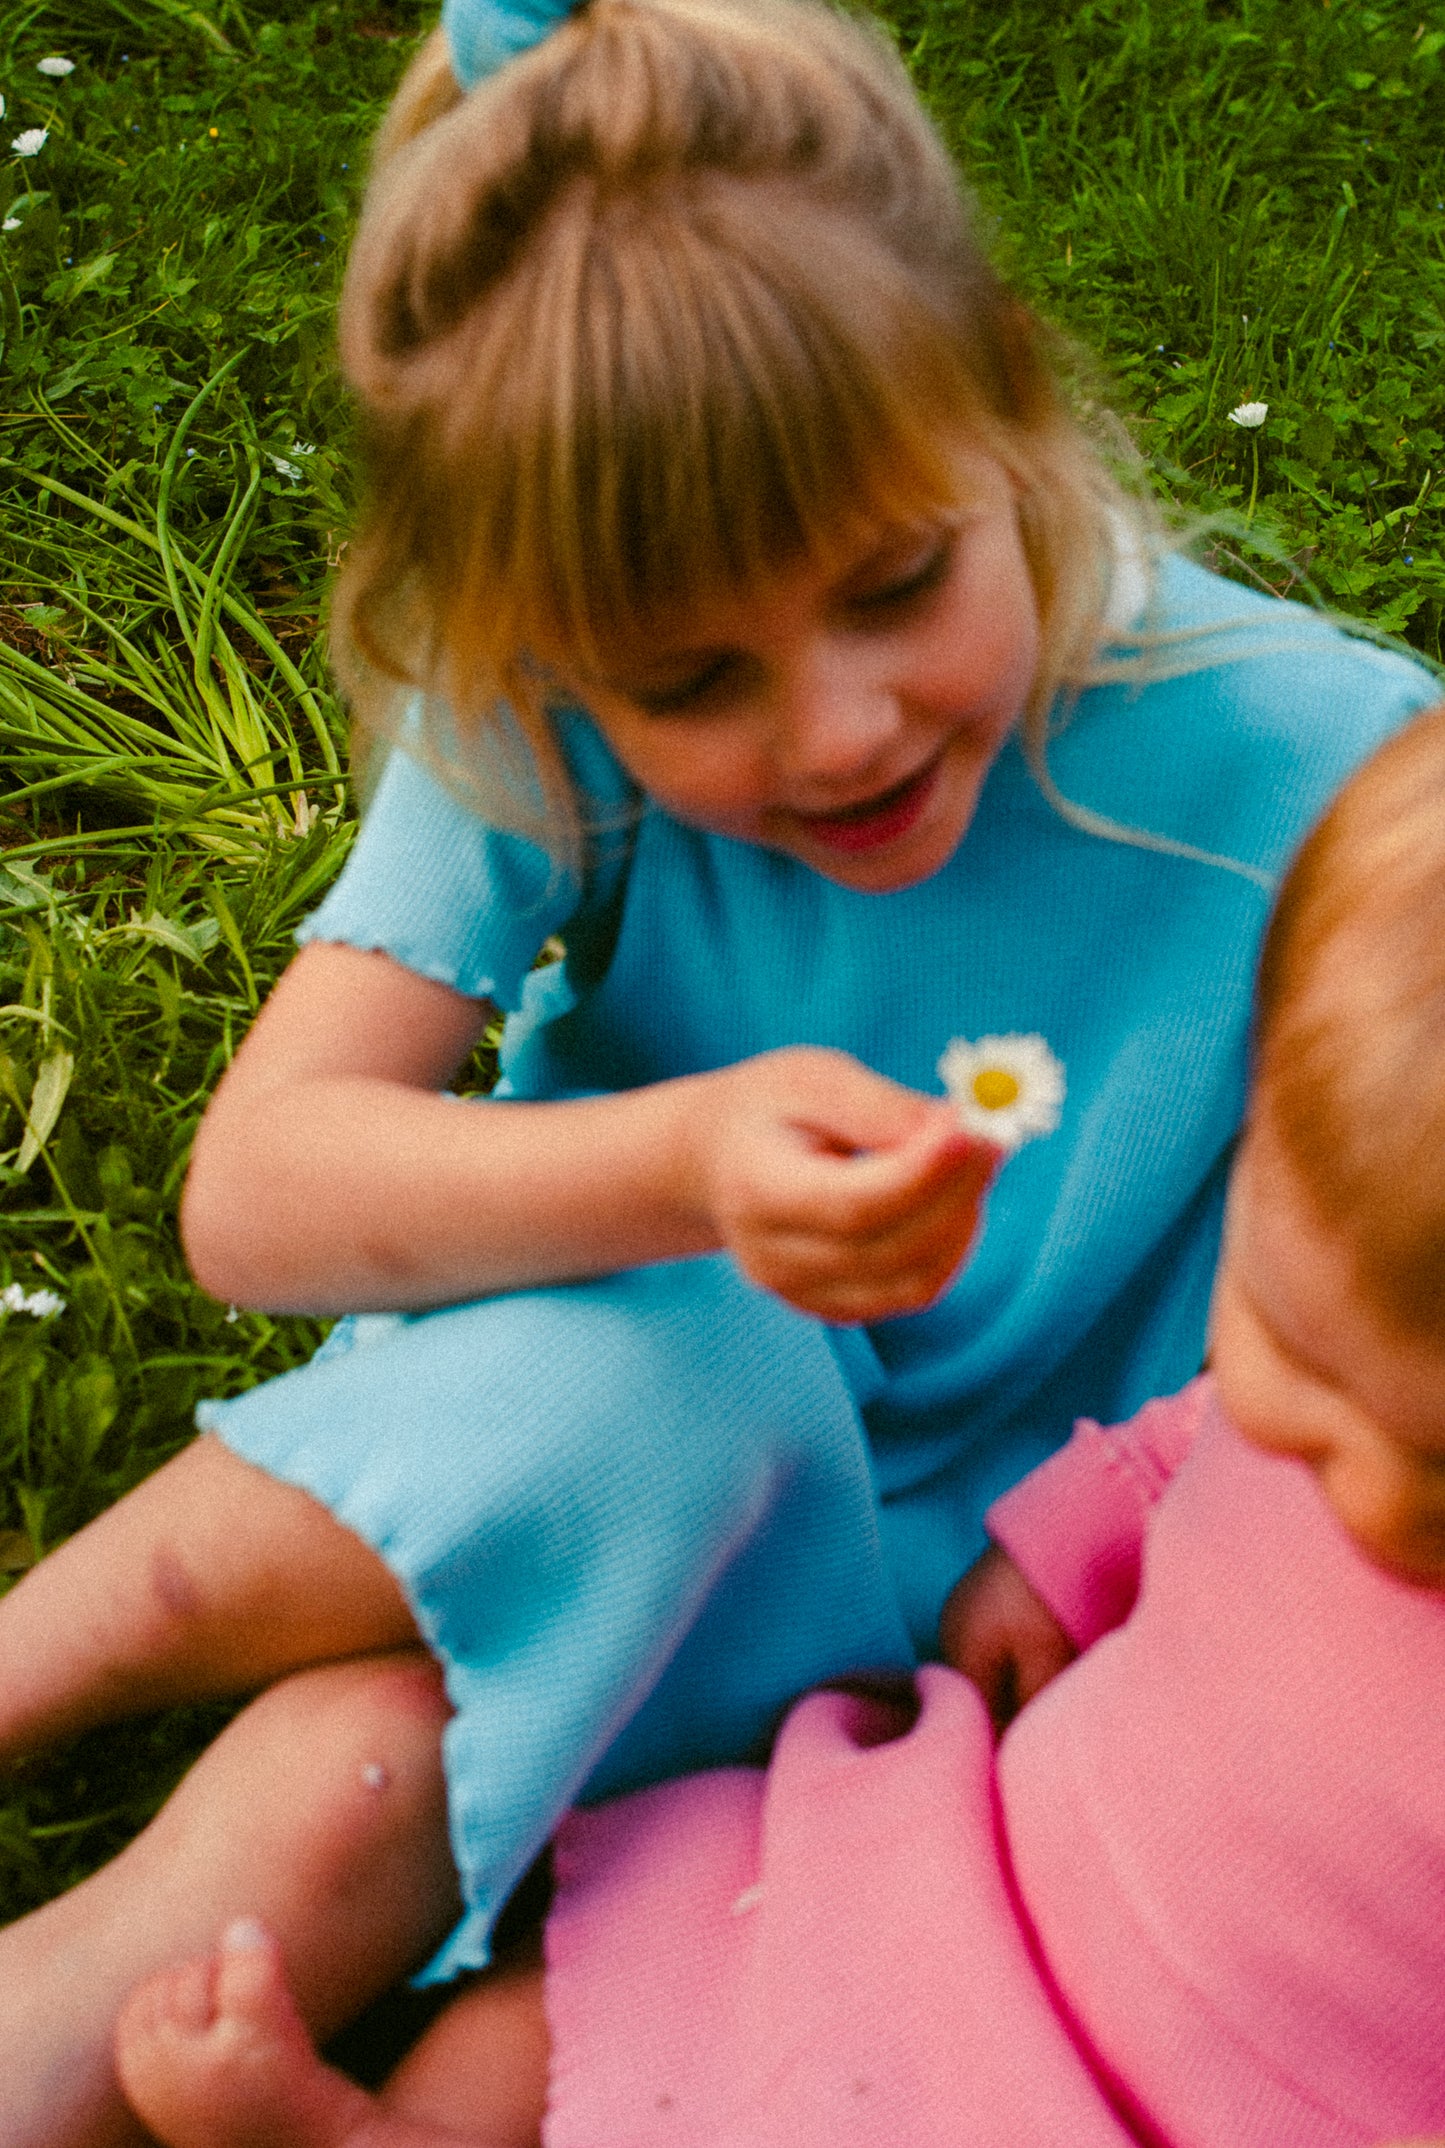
[{"left": 333, "top": 0, "right": 1135, "bottom": 869}]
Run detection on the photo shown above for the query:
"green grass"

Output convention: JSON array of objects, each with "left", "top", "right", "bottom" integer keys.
[
  {"left": 890, "top": 0, "right": 1445, "bottom": 647},
  {"left": 1, "top": 0, "right": 1443, "bottom": 1936}
]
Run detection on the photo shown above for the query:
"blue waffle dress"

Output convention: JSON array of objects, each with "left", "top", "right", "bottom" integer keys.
[{"left": 199, "top": 555, "right": 1437, "bottom": 1975}]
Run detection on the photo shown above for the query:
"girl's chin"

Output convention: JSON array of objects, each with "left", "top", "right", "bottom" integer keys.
[{"left": 787, "top": 776, "right": 982, "bottom": 889}]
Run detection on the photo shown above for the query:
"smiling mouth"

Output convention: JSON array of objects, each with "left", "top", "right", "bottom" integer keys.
[{"left": 793, "top": 755, "right": 943, "bottom": 853}]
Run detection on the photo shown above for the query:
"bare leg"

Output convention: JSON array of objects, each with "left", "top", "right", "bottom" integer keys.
[
  {"left": 0, "top": 1435, "right": 416, "bottom": 1761},
  {"left": 381, "top": 1947, "right": 548, "bottom": 2146},
  {"left": 0, "top": 1651, "right": 460, "bottom": 2148},
  {"left": 115, "top": 1925, "right": 547, "bottom": 2148}
]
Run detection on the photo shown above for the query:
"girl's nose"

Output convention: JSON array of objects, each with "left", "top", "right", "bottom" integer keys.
[{"left": 774, "top": 646, "right": 902, "bottom": 791}]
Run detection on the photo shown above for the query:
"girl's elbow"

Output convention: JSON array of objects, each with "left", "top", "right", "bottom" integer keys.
[
  {"left": 179, "top": 1146, "right": 270, "bottom": 1307},
  {"left": 179, "top": 1169, "right": 245, "bottom": 1304}
]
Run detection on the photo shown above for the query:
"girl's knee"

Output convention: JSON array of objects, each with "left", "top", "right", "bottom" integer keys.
[
  {"left": 264, "top": 1649, "right": 450, "bottom": 1795},
  {"left": 179, "top": 1652, "right": 453, "bottom": 1887}
]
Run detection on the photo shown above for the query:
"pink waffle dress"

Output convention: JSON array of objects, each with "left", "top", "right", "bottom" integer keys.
[{"left": 541, "top": 1378, "right": 1445, "bottom": 2148}]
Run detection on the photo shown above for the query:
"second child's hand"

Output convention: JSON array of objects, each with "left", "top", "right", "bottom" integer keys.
[{"left": 691, "top": 1046, "right": 1000, "bottom": 1324}]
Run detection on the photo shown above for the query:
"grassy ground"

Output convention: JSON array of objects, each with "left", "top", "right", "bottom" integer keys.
[{"left": 1, "top": 0, "right": 1442, "bottom": 1930}]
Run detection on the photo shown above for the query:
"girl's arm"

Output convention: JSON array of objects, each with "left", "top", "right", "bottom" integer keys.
[{"left": 182, "top": 940, "right": 995, "bottom": 1318}]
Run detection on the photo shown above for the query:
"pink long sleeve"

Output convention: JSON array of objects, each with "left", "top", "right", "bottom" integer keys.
[{"left": 985, "top": 1375, "right": 1209, "bottom": 1650}]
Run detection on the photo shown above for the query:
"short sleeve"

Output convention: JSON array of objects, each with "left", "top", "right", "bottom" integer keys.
[{"left": 297, "top": 711, "right": 635, "bottom": 1013}]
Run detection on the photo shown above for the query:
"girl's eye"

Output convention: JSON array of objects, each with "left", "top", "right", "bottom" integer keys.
[
  {"left": 848, "top": 535, "right": 954, "bottom": 615},
  {"left": 629, "top": 652, "right": 741, "bottom": 717}
]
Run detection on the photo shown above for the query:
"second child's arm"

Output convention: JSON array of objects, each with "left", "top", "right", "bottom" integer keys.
[{"left": 183, "top": 941, "right": 996, "bottom": 1319}]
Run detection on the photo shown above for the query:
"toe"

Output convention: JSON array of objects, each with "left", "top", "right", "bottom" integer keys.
[
  {"left": 212, "top": 1920, "right": 305, "bottom": 2037},
  {"left": 115, "top": 1922, "right": 378, "bottom": 2148}
]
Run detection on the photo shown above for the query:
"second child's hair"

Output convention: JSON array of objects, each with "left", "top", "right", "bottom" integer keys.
[
  {"left": 332, "top": 0, "right": 1132, "bottom": 864},
  {"left": 1254, "top": 705, "right": 1445, "bottom": 1345}
]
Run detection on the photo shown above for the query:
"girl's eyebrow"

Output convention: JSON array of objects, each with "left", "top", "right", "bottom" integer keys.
[{"left": 592, "top": 517, "right": 965, "bottom": 695}]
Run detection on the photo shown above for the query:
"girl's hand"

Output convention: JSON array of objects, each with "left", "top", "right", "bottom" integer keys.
[
  {"left": 692, "top": 1046, "right": 999, "bottom": 1324},
  {"left": 939, "top": 1544, "right": 1077, "bottom": 1735}
]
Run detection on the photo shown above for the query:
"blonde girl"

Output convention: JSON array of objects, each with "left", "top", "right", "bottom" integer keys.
[{"left": 0, "top": 0, "right": 1433, "bottom": 2136}]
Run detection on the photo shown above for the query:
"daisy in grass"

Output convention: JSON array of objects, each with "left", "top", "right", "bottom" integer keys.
[
  {"left": 0, "top": 1282, "right": 65, "bottom": 1318},
  {"left": 938, "top": 1033, "right": 1065, "bottom": 1152}
]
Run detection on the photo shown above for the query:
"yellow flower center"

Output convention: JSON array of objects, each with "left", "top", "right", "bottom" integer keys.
[{"left": 972, "top": 1067, "right": 1021, "bottom": 1111}]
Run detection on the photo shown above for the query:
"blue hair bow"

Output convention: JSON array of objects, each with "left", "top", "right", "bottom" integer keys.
[{"left": 441, "top": 0, "right": 583, "bottom": 86}]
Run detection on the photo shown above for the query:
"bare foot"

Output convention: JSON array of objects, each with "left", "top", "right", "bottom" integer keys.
[{"left": 114, "top": 1921, "right": 375, "bottom": 2148}]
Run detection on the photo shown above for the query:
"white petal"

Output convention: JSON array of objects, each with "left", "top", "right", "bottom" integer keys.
[
  {"left": 11, "top": 128, "right": 49, "bottom": 156},
  {"left": 2, "top": 218, "right": 18, "bottom": 232},
  {"left": 938, "top": 1033, "right": 1066, "bottom": 1153},
  {"left": 1227, "top": 401, "right": 1268, "bottom": 428},
  {"left": 37, "top": 56, "right": 76, "bottom": 76}
]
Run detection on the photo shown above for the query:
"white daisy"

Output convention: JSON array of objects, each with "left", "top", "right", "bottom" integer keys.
[
  {"left": 36, "top": 56, "right": 76, "bottom": 76},
  {"left": 938, "top": 1033, "right": 1066, "bottom": 1152},
  {"left": 0, "top": 1281, "right": 65, "bottom": 1317},
  {"left": 11, "top": 128, "right": 48, "bottom": 156},
  {"left": 1227, "top": 401, "right": 1268, "bottom": 429}
]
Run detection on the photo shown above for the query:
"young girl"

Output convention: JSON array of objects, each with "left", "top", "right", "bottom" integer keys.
[
  {"left": 111, "top": 705, "right": 1445, "bottom": 2148},
  {"left": 0, "top": 0, "right": 1436, "bottom": 2135}
]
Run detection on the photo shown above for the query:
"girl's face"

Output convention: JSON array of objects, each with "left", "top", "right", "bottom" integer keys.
[
  {"left": 573, "top": 452, "right": 1041, "bottom": 894},
  {"left": 1209, "top": 1121, "right": 1445, "bottom": 1587}
]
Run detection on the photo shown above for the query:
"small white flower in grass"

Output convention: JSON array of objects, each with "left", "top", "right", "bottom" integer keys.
[
  {"left": 1228, "top": 402, "right": 1268, "bottom": 429},
  {"left": 11, "top": 128, "right": 48, "bottom": 156},
  {"left": 2, "top": 218, "right": 18, "bottom": 232},
  {"left": 0, "top": 95, "right": 6, "bottom": 117},
  {"left": 938, "top": 1034, "right": 1066, "bottom": 1153},
  {"left": 0, "top": 1281, "right": 65, "bottom": 1318},
  {"left": 267, "top": 454, "right": 302, "bottom": 482},
  {"left": 37, "top": 56, "right": 76, "bottom": 76}
]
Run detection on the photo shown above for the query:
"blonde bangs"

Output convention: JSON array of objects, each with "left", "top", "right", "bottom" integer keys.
[{"left": 437, "top": 182, "right": 976, "bottom": 694}]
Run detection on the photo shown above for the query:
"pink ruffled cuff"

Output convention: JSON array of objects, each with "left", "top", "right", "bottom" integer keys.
[{"left": 985, "top": 1378, "right": 1210, "bottom": 1652}]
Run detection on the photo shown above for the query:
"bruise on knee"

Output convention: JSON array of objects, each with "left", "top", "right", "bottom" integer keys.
[{"left": 148, "top": 1542, "right": 207, "bottom": 1624}]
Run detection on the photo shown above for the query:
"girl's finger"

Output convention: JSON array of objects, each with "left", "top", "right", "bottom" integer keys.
[
  {"left": 741, "top": 1171, "right": 994, "bottom": 1317},
  {"left": 770, "top": 1049, "right": 942, "bottom": 1158},
  {"left": 787, "top": 1115, "right": 998, "bottom": 1239}
]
